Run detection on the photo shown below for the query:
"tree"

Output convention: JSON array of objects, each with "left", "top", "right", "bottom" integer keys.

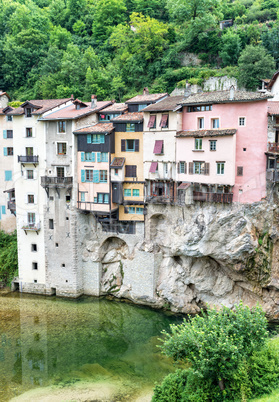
[
  {"left": 160, "top": 303, "right": 268, "bottom": 393},
  {"left": 238, "top": 44, "right": 275, "bottom": 90},
  {"left": 219, "top": 30, "right": 242, "bottom": 66}
]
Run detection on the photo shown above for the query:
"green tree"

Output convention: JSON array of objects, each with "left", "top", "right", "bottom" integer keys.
[
  {"left": 219, "top": 29, "right": 242, "bottom": 66},
  {"left": 0, "top": 231, "right": 18, "bottom": 286},
  {"left": 238, "top": 44, "right": 275, "bottom": 90}
]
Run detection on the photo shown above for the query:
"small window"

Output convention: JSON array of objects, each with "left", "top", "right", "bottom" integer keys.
[
  {"left": 85, "top": 170, "right": 93, "bottom": 181},
  {"left": 7, "top": 147, "right": 13, "bottom": 155},
  {"left": 7, "top": 130, "right": 13, "bottom": 138},
  {"left": 32, "top": 262, "right": 38, "bottom": 270},
  {"left": 7, "top": 115, "right": 12, "bottom": 122},
  {"left": 26, "top": 128, "right": 32, "bottom": 137},
  {"left": 160, "top": 114, "right": 169, "bottom": 128},
  {"left": 124, "top": 189, "right": 131, "bottom": 197},
  {"left": 210, "top": 140, "right": 216, "bottom": 151},
  {"left": 58, "top": 121, "right": 66, "bottom": 133},
  {"left": 57, "top": 143, "right": 67, "bottom": 155},
  {"left": 115, "top": 169, "right": 119, "bottom": 175},
  {"left": 49, "top": 196, "right": 54, "bottom": 200},
  {"left": 126, "top": 139, "right": 135, "bottom": 151},
  {"left": 243, "top": 148, "right": 246, "bottom": 152},
  {"left": 100, "top": 170, "right": 108, "bottom": 183},
  {"left": 217, "top": 162, "right": 225, "bottom": 175},
  {"left": 128, "top": 207, "right": 135, "bottom": 214},
  {"left": 133, "top": 189, "right": 140, "bottom": 197},
  {"left": 211, "top": 118, "right": 219, "bottom": 129},
  {"left": 31, "top": 244, "right": 37, "bottom": 252},
  {"left": 61, "top": 263, "right": 65, "bottom": 267},
  {"left": 136, "top": 207, "right": 143, "bottom": 214},
  {"left": 57, "top": 167, "right": 65, "bottom": 178},
  {"left": 56, "top": 243, "right": 59, "bottom": 247},
  {"left": 66, "top": 217, "right": 69, "bottom": 221},
  {"left": 198, "top": 118, "right": 204, "bottom": 129},
  {"left": 34, "top": 279, "right": 37, "bottom": 283},
  {"left": 26, "top": 147, "right": 33, "bottom": 156},
  {"left": 148, "top": 115, "right": 156, "bottom": 129},
  {"left": 179, "top": 162, "right": 186, "bottom": 173},
  {"left": 28, "top": 194, "right": 34, "bottom": 204},
  {"left": 239, "top": 117, "right": 245, "bottom": 126},
  {"left": 49, "top": 219, "right": 54, "bottom": 229},
  {"left": 195, "top": 138, "right": 202, "bottom": 150},
  {"left": 66, "top": 195, "right": 71, "bottom": 203},
  {"left": 28, "top": 212, "right": 35, "bottom": 225},
  {"left": 164, "top": 163, "right": 168, "bottom": 174},
  {"left": 80, "top": 192, "right": 86, "bottom": 202},
  {"left": 27, "top": 170, "right": 34, "bottom": 179},
  {"left": 237, "top": 166, "right": 243, "bottom": 176},
  {"left": 126, "top": 123, "right": 135, "bottom": 132},
  {"left": 26, "top": 108, "right": 32, "bottom": 117},
  {"left": 138, "top": 104, "right": 148, "bottom": 111},
  {"left": 97, "top": 193, "right": 104, "bottom": 203}
]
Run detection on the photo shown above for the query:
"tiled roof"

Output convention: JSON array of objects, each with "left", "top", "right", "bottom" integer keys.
[
  {"left": 8, "top": 98, "right": 72, "bottom": 115},
  {"left": 261, "top": 79, "right": 271, "bottom": 83},
  {"left": 179, "top": 90, "right": 273, "bottom": 106},
  {"left": 142, "top": 96, "right": 184, "bottom": 112},
  {"left": 40, "top": 101, "right": 112, "bottom": 120},
  {"left": 268, "top": 102, "right": 279, "bottom": 115},
  {"left": 101, "top": 103, "right": 128, "bottom": 113},
  {"left": 176, "top": 129, "right": 237, "bottom": 138},
  {"left": 0, "top": 91, "right": 10, "bottom": 99},
  {"left": 112, "top": 112, "right": 143, "bottom": 122},
  {"left": 110, "top": 157, "right": 125, "bottom": 168},
  {"left": 73, "top": 123, "right": 114, "bottom": 134},
  {"left": 267, "top": 71, "right": 279, "bottom": 90},
  {"left": 177, "top": 182, "right": 191, "bottom": 190},
  {"left": 0, "top": 106, "right": 14, "bottom": 115},
  {"left": 126, "top": 93, "right": 168, "bottom": 104}
]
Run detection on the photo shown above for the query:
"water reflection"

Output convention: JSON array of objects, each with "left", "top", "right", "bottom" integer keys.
[{"left": 0, "top": 293, "right": 182, "bottom": 401}]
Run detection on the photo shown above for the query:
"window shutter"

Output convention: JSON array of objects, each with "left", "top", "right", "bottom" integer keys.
[
  {"left": 177, "top": 163, "right": 180, "bottom": 174},
  {"left": 81, "top": 170, "right": 85, "bottom": 183},
  {"left": 3, "top": 148, "right": 7, "bottom": 156},
  {"left": 101, "top": 135, "right": 105, "bottom": 144},
  {"left": 125, "top": 165, "right": 130, "bottom": 177},
  {"left": 121, "top": 139, "right": 126, "bottom": 152},
  {"left": 23, "top": 170, "right": 27, "bottom": 179},
  {"left": 3, "top": 130, "right": 7, "bottom": 139},
  {"left": 34, "top": 195, "right": 37, "bottom": 204},
  {"left": 1, "top": 206, "right": 6, "bottom": 215},
  {"left": 97, "top": 152, "right": 101, "bottom": 162},
  {"left": 33, "top": 127, "right": 36, "bottom": 138},
  {"left": 237, "top": 166, "right": 243, "bottom": 176},
  {"left": 91, "top": 152, "right": 95, "bottom": 162},
  {"left": 204, "top": 163, "right": 210, "bottom": 175},
  {"left": 25, "top": 194, "right": 28, "bottom": 204},
  {"left": 184, "top": 162, "right": 187, "bottom": 174},
  {"left": 81, "top": 152, "right": 85, "bottom": 162},
  {"left": 87, "top": 134, "right": 91, "bottom": 144},
  {"left": 189, "top": 162, "right": 194, "bottom": 175},
  {"left": 135, "top": 139, "right": 139, "bottom": 152},
  {"left": 34, "top": 170, "right": 37, "bottom": 180},
  {"left": 132, "top": 165, "right": 137, "bottom": 177},
  {"left": 93, "top": 170, "right": 99, "bottom": 183}
]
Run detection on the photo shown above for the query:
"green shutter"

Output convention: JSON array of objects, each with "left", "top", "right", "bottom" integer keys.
[
  {"left": 3, "top": 130, "right": 7, "bottom": 139},
  {"left": 81, "top": 152, "right": 85, "bottom": 162},
  {"left": 81, "top": 170, "right": 85, "bottom": 182},
  {"left": 93, "top": 170, "right": 99, "bottom": 183},
  {"left": 91, "top": 152, "right": 95, "bottom": 162},
  {"left": 1, "top": 206, "right": 6, "bottom": 215},
  {"left": 3, "top": 148, "right": 7, "bottom": 156},
  {"left": 97, "top": 152, "right": 101, "bottom": 162},
  {"left": 87, "top": 134, "right": 91, "bottom": 144},
  {"left": 100, "top": 135, "right": 105, "bottom": 143}
]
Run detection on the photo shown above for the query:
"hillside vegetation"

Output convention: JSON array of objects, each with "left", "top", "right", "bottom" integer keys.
[{"left": 0, "top": 0, "right": 279, "bottom": 101}]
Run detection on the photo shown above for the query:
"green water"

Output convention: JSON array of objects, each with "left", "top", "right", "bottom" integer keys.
[{"left": 0, "top": 291, "right": 184, "bottom": 401}]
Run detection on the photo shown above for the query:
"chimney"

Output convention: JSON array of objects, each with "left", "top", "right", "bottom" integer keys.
[
  {"left": 184, "top": 81, "right": 191, "bottom": 98},
  {"left": 143, "top": 87, "right": 149, "bottom": 95},
  {"left": 91, "top": 94, "right": 97, "bottom": 108},
  {"left": 71, "top": 94, "right": 74, "bottom": 100},
  {"left": 229, "top": 85, "right": 235, "bottom": 100}
]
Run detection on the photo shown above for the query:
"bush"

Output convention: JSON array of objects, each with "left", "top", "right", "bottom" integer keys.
[{"left": 0, "top": 231, "right": 18, "bottom": 286}]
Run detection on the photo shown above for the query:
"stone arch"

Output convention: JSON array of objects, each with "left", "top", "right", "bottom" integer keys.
[{"left": 149, "top": 213, "right": 167, "bottom": 242}]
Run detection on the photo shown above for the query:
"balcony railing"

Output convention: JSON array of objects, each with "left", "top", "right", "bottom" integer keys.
[
  {"left": 193, "top": 191, "right": 233, "bottom": 203},
  {"left": 145, "top": 195, "right": 175, "bottom": 204},
  {"left": 18, "top": 155, "right": 39, "bottom": 164},
  {"left": 7, "top": 201, "right": 16, "bottom": 213},
  {"left": 22, "top": 222, "right": 41, "bottom": 233},
  {"left": 268, "top": 143, "right": 279, "bottom": 153},
  {"left": 41, "top": 176, "right": 73, "bottom": 187},
  {"left": 266, "top": 170, "right": 279, "bottom": 182}
]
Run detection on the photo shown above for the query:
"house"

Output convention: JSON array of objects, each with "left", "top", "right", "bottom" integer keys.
[
  {"left": 142, "top": 95, "right": 184, "bottom": 204},
  {"left": 177, "top": 87, "right": 272, "bottom": 203}
]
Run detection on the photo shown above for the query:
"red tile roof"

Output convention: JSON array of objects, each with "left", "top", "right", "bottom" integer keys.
[
  {"left": 40, "top": 101, "right": 112, "bottom": 120},
  {"left": 126, "top": 93, "right": 168, "bottom": 104},
  {"left": 8, "top": 98, "right": 72, "bottom": 115},
  {"left": 73, "top": 123, "right": 114, "bottom": 134},
  {"left": 110, "top": 157, "right": 125, "bottom": 168},
  {"left": 267, "top": 71, "right": 279, "bottom": 90},
  {"left": 0, "top": 91, "right": 10, "bottom": 99},
  {"left": 142, "top": 96, "right": 184, "bottom": 112},
  {"left": 0, "top": 106, "right": 14, "bottom": 115},
  {"left": 112, "top": 112, "right": 143, "bottom": 122},
  {"left": 101, "top": 103, "right": 128, "bottom": 113},
  {"left": 268, "top": 102, "right": 279, "bottom": 115},
  {"left": 176, "top": 129, "right": 237, "bottom": 138}
]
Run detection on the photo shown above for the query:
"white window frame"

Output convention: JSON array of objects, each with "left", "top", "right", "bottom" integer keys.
[
  {"left": 216, "top": 162, "right": 225, "bottom": 175},
  {"left": 197, "top": 117, "right": 204, "bottom": 129},
  {"left": 56, "top": 141, "right": 67, "bottom": 155},
  {"left": 179, "top": 161, "right": 186, "bottom": 173},
  {"left": 211, "top": 117, "right": 220, "bottom": 129},
  {"left": 195, "top": 138, "right": 202, "bottom": 150},
  {"left": 239, "top": 117, "right": 246, "bottom": 126},
  {"left": 210, "top": 140, "right": 217, "bottom": 151}
]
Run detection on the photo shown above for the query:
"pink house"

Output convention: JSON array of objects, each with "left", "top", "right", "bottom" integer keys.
[{"left": 177, "top": 88, "right": 272, "bottom": 203}]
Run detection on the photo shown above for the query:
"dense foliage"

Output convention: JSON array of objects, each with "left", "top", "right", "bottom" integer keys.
[
  {"left": 0, "top": 0, "right": 279, "bottom": 100},
  {"left": 153, "top": 303, "right": 279, "bottom": 401},
  {"left": 0, "top": 231, "right": 18, "bottom": 286}
]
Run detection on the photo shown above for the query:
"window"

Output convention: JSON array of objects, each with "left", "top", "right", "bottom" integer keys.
[
  {"left": 7, "top": 147, "right": 13, "bottom": 155},
  {"left": 188, "top": 105, "right": 212, "bottom": 112},
  {"left": 115, "top": 169, "right": 119, "bottom": 175},
  {"left": 57, "top": 142, "right": 67, "bottom": 155},
  {"left": 243, "top": 148, "right": 246, "bottom": 152},
  {"left": 148, "top": 115, "right": 156, "bottom": 129},
  {"left": 58, "top": 121, "right": 66, "bottom": 133},
  {"left": 26, "top": 108, "right": 32, "bottom": 117},
  {"left": 133, "top": 189, "right": 140, "bottom": 197},
  {"left": 125, "top": 165, "right": 137, "bottom": 177},
  {"left": 128, "top": 207, "right": 135, "bottom": 214},
  {"left": 153, "top": 140, "right": 164, "bottom": 154},
  {"left": 179, "top": 162, "right": 186, "bottom": 174},
  {"left": 96, "top": 152, "right": 108, "bottom": 162},
  {"left": 121, "top": 139, "right": 139, "bottom": 152},
  {"left": 7, "top": 130, "right": 13, "bottom": 138},
  {"left": 124, "top": 189, "right": 131, "bottom": 197},
  {"left": 217, "top": 162, "right": 225, "bottom": 175},
  {"left": 26, "top": 147, "right": 33, "bottom": 156},
  {"left": 56, "top": 243, "right": 59, "bottom": 247},
  {"left": 191, "top": 161, "right": 209, "bottom": 175},
  {"left": 31, "top": 244, "right": 37, "bottom": 252},
  {"left": 164, "top": 163, "right": 168, "bottom": 175},
  {"left": 195, "top": 138, "right": 202, "bottom": 150},
  {"left": 160, "top": 114, "right": 168, "bottom": 128},
  {"left": 80, "top": 192, "right": 86, "bottom": 202},
  {"left": 194, "top": 161, "right": 204, "bottom": 174},
  {"left": 49, "top": 219, "right": 54, "bottom": 229},
  {"left": 32, "top": 262, "right": 38, "bottom": 270},
  {"left": 210, "top": 140, "right": 216, "bottom": 151},
  {"left": 138, "top": 104, "right": 148, "bottom": 111},
  {"left": 28, "top": 194, "right": 34, "bottom": 204},
  {"left": 28, "top": 213, "right": 36, "bottom": 225},
  {"left": 26, "top": 128, "right": 32, "bottom": 137},
  {"left": 212, "top": 118, "right": 219, "bottom": 129},
  {"left": 97, "top": 193, "right": 109, "bottom": 203},
  {"left": 87, "top": 134, "right": 105, "bottom": 144},
  {"left": 136, "top": 207, "right": 143, "bottom": 214},
  {"left": 126, "top": 123, "right": 135, "bottom": 132},
  {"left": 100, "top": 170, "right": 108, "bottom": 182},
  {"left": 239, "top": 117, "right": 245, "bottom": 126},
  {"left": 99, "top": 114, "right": 111, "bottom": 121},
  {"left": 27, "top": 170, "right": 34, "bottom": 179},
  {"left": 7, "top": 115, "right": 12, "bottom": 121},
  {"left": 126, "top": 139, "right": 135, "bottom": 151},
  {"left": 237, "top": 166, "right": 243, "bottom": 176},
  {"left": 86, "top": 170, "right": 93, "bottom": 181},
  {"left": 5, "top": 170, "right": 12, "bottom": 181},
  {"left": 66, "top": 195, "right": 71, "bottom": 203},
  {"left": 57, "top": 167, "right": 65, "bottom": 178}
]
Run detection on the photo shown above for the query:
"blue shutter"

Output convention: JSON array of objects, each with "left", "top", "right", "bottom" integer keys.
[
  {"left": 93, "top": 170, "right": 99, "bottom": 183},
  {"left": 81, "top": 170, "right": 85, "bottom": 182},
  {"left": 104, "top": 194, "right": 109, "bottom": 203},
  {"left": 101, "top": 135, "right": 105, "bottom": 144},
  {"left": 3, "top": 130, "right": 7, "bottom": 139},
  {"left": 3, "top": 148, "right": 7, "bottom": 156},
  {"left": 5, "top": 171, "right": 12, "bottom": 181},
  {"left": 81, "top": 152, "right": 85, "bottom": 162},
  {"left": 1, "top": 206, "right": 6, "bottom": 215},
  {"left": 87, "top": 134, "right": 91, "bottom": 144},
  {"left": 97, "top": 152, "right": 101, "bottom": 162},
  {"left": 91, "top": 152, "right": 95, "bottom": 162}
]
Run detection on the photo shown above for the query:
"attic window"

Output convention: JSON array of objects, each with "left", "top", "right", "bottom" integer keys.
[
  {"left": 26, "top": 108, "right": 32, "bottom": 117},
  {"left": 160, "top": 114, "right": 168, "bottom": 128},
  {"left": 148, "top": 115, "right": 156, "bottom": 128}
]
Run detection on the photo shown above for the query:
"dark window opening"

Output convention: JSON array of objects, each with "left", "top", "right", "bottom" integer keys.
[
  {"left": 55, "top": 243, "right": 59, "bottom": 247},
  {"left": 66, "top": 195, "right": 71, "bottom": 203},
  {"left": 31, "top": 244, "right": 37, "bottom": 252},
  {"left": 237, "top": 166, "right": 243, "bottom": 176},
  {"left": 49, "top": 219, "right": 54, "bottom": 229},
  {"left": 32, "top": 262, "right": 38, "bottom": 270},
  {"left": 61, "top": 263, "right": 65, "bottom": 267}
]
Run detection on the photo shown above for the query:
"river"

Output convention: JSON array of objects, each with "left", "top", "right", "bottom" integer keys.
[{"left": 0, "top": 290, "right": 184, "bottom": 401}]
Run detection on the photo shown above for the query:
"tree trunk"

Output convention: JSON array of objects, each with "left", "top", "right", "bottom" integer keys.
[{"left": 218, "top": 378, "right": 225, "bottom": 391}]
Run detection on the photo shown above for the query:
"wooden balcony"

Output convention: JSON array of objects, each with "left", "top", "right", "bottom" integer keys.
[
  {"left": 145, "top": 195, "right": 175, "bottom": 204},
  {"left": 7, "top": 201, "right": 16, "bottom": 215},
  {"left": 268, "top": 143, "right": 279, "bottom": 153},
  {"left": 22, "top": 222, "right": 41, "bottom": 234},
  {"left": 193, "top": 191, "right": 233, "bottom": 203},
  {"left": 41, "top": 176, "right": 73, "bottom": 187},
  {"left": 266, "top": 170, "right": 279, "bottom": 182}
]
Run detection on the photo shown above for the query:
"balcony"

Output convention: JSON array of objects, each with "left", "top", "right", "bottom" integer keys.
[
  {"left": 7, "top": 201, "right": 16, "bottom": 215},
  {"left": 193, "top": 191, "right": 233, "bottom": 203},
  {"left": 145, "top": 195, "right": 175, "bottom": 205},
  {"left": 41, "top": 176, "right": 73, "bottom": 187},
  {"left": 268, "top": 143, "right": 279, "bottom": 153},
  {"left": 266, "top": 170, "right": 279, "bottom": 182},
  {"left": 22, "top": 222, "right": 41, "bottom": 234},
  {"left": 18, "top": 155, "right": 39, "bottom": 166}
]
